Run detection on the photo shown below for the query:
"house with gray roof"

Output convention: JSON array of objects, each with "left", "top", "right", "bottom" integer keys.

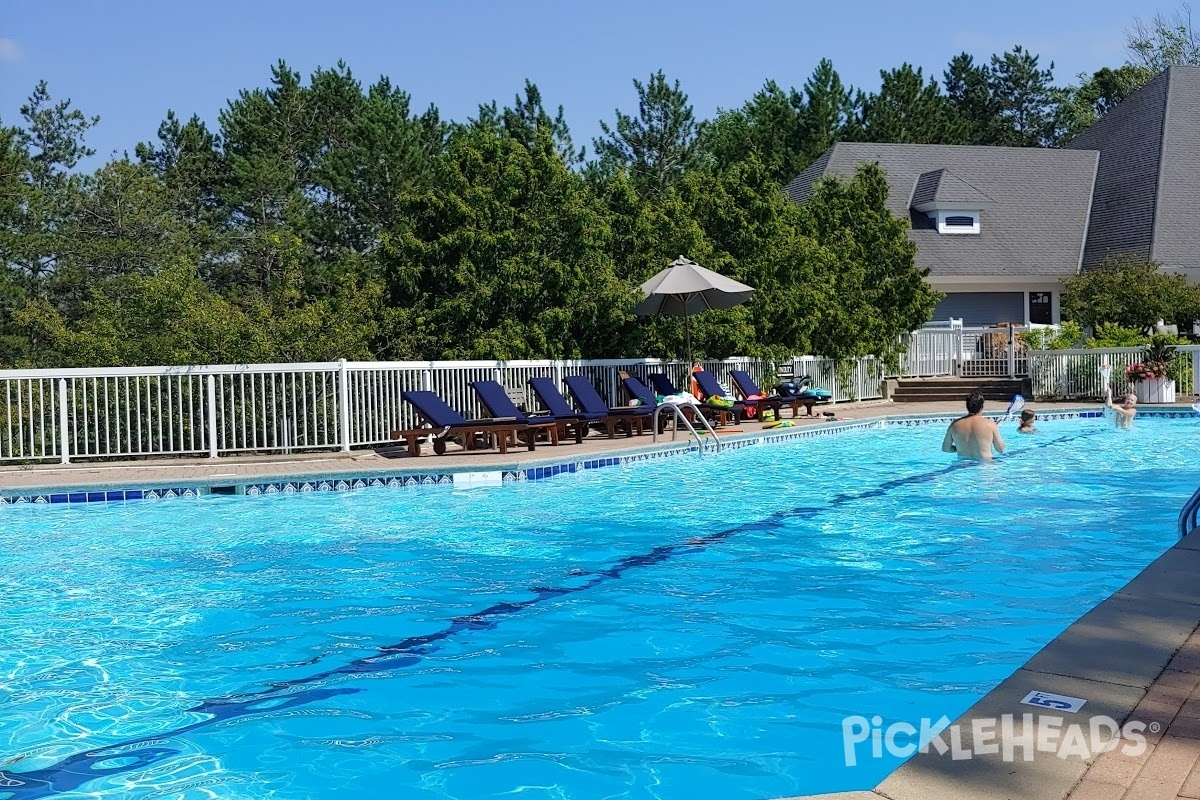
[{"left": 784, "top": 65, "right": 1200, "bottom": 327}]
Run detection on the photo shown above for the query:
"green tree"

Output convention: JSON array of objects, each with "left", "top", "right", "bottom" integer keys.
[
  {"left": 17, "top": 80, "right": 100, "bottom": 189},
  {"left": 14, "top": 259, "right": 380, "bottom": 367},
  {"left": 12, "top": 261, "right": 269, "bottom": 367},
  {"left": 851, "top": 64, "right": 965, "bottom": 144},
  {"left": 497, "top": 80, "right": 583, "bottom": 167},
  {"left": 0, "top": 124, "right": 36, "bottom": 363},
  {"left": 382, "top": 124, "right": 635, "bottom": 359},
  {"left": 593, "top": 71, "right": 697, "bottom": 199},
  {"left": 1127, "top": 4, "right": 1200, "bottom": 71},
  {"left": 310, "top": 72, "right": 444, "bottom": 273},
  {"left": 49, "top": 159, "right": 195, "bottom": 321},
  {"left": 1062, "top": 255, "right": 1199, "bottom": 332},
  {"left": 988, "top": 46, "right": 1058, "bottom": 146},
  {"left": 8, "top": 82, "right": 98, "bottom": 285},
  {"left": 696, "top": 80, "right": 810, "bottom": 184},
  {"left": 217, "top": 60, "right": 317, "bottom": 295},
  {"left": 944, "top": 53, "right": 1004, "bottom": 144},
  {"left": 799, "top": 163, "right": 942, "bottom": 367},
  {"left": 798, "top": 59, "right": 854, "bottom": 162},
  {"left": 672, "top": 157, "right": 829, "bottom": 360}
]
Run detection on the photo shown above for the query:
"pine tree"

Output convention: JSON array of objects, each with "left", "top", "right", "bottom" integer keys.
[
  {"left": 943, "top": 53, "right": 1003, "bottom": 144},
  {"left": 988, "top": 46, "right": 1058, "bottom": 147},
  {"left": 853, "top": 64, "right": 964, "bottom": 144},
  {"left": 593, "top": 71, "right": 697, "bottom": 199},
  {"left": 501, "top": 80, "right": 584, "bottom": 166},
  {"left": 799, "top": 59, "right": 854, "bottom": 160}
]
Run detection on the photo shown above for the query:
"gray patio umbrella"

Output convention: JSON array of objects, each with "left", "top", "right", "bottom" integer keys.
[{"left": 632, "top": 255, "right": 755, "bottom": 365}]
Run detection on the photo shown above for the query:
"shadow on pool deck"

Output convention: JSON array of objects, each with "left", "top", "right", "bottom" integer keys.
[{"left": 790, "top": 535, "right": 1200, "bottom": 800}]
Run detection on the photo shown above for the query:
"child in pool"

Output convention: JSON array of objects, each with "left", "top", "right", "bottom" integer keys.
[
  {"left": 1105, "top": 389, "right": 1137, "bottom": 429},
  {"left": 1017, "top": 409, "right": 1036, "bottom": 433}
]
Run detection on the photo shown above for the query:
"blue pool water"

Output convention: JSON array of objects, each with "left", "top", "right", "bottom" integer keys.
[{"left": 0, "top": 416, "right": 1195, "bottom": 800}]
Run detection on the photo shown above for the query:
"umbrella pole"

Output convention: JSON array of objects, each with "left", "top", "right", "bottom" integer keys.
[{"left": 686, "top": 311, "right": 692, "bottom": 368}]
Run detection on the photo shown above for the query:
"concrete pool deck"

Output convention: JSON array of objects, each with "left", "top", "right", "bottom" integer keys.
[
  {"left": 1, "top": 398, "right": 1192, "bottom": 494},
  {"left": 0, "top": 398, "right": 911, "bottom": 492}
]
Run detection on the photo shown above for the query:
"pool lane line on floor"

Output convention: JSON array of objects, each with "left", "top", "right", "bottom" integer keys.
[{"left": 0, "top": 429, "right": 1102, "bottom": 800}]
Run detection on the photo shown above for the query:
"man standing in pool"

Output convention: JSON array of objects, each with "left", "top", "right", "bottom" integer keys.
[{"left": 942, "top": 392, "right": 1006, "bottom": 460}]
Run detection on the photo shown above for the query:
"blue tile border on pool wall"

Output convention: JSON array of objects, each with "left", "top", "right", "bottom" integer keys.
[
  {"left": 0, "top": 408, "right": 1190, "bottom": 507},
  {"left": 0, "top": 486, "right": 201, "bottom": 506}
]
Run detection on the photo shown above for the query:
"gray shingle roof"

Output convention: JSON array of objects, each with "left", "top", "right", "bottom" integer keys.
[
  {"left": 909, "top": 168, "right": 994, "bottom": 210},
  {"left": 1065, "top": 66, "right": 1200, "bottom": 275},
  {"left": 784, "top": 142, "right": 1099, "bottom": 278},
  {"left": 1065, "top": 69, "right": 1170, "bottom": 270},
  {"left": 1153, "top": 67, "right": 1200, "bottom": 276}
]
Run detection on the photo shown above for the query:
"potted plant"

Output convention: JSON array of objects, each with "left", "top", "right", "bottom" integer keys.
[{"left": 1125, "top": 336, "right": 1178, "bottom": 404}]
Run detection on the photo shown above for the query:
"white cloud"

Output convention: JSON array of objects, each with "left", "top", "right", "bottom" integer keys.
[{"left": 0, "top": 38, "right": 22, "bottom": 62}]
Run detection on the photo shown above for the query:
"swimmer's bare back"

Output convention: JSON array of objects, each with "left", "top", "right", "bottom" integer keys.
[{"left": 942, "top": 415, "right": 1006, "bottom": 460}]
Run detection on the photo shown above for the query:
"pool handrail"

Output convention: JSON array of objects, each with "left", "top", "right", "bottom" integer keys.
[
  {"left": 652, "top": 402, "right": 720, "bottom": 455},
  {"left": 1179, "top": 485, "right": 1200, "bottom": 538}
]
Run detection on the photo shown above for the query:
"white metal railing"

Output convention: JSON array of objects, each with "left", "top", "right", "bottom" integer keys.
[
  {"left": 1027, "top": 346, "right": 1200, "bottom": 400},
  {"left": 652, "top": 403, "right": 720, "bottom": 455},
  {"left": 0, "top": 352, "right": 932, "bottom": 464},
  {"left": 11, "top": 336, "right": 1189, "bottom": 463},
  {"left": 900, "top": 330, "right": 958, "bottom": 377},
  {"left": 5, "top": 330, "right": 1040, "bottom": 464},
  {"left": 1179, "top": 483, "right": 1200, "bottom": 538}
]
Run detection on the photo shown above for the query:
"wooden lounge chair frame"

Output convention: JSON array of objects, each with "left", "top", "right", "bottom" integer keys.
[
  {"left": 393, "top": 391, "right": 559, "bottom": 456},
  {"left": 469, "top": 380, "right": 585, "bottom": 445}
]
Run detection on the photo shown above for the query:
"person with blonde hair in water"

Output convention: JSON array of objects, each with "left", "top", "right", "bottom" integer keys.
[{"left": 1105, "top": 387, "right": 1137, "bottom": 429}]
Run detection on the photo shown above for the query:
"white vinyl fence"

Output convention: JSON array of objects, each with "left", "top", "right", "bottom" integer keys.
[
  {"left": 1028, "top": 346, "right": 1200, "bottom": 400},
  {"left": 0, "top": 354, "right": 898, "bottom": 463},
  {"left": 13, "top": 330, "right": 1177, "bottom": 464}
]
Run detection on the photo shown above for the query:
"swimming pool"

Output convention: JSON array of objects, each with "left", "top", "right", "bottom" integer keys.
[{"left": 0, "top": 415, "right": 1193, "bottom": 799}]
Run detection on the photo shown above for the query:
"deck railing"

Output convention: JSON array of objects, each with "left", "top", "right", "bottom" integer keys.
[
  {"left": 0, "top": 353, "right": 911, "bottom": 463},
  {"left": 1027, "top": 346, "right": 1200, "bottom": 400},
  {"left": 6, "top": 333, "right": 1196, "bottom": 463}
]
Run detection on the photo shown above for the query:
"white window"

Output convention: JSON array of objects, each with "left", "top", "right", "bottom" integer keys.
[{"left": 935, "top": 210, "right": 980, "bottom": 235}]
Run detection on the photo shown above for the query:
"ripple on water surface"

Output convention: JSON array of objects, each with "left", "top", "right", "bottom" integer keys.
[{"left": 0, "top": 416, "right": 1192, "bottom": 799}]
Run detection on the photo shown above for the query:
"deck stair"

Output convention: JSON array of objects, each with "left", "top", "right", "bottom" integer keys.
[{"left": 893, "top": 377, "right": 1030, "bottom": 404}]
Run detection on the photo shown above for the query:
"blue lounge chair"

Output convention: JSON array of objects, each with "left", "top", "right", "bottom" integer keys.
[
  {"left": 469, "top": 380, "right": 584, "bottom": 444},
  {"left": 528, "top": 377, "right": 636, "bottom": 439},
  {"left": 729, "top": 369, "right": 814, "bottom": 418},
  {"left": 621, "top": 375, "right": 689, "bottom": 431},
  {"left": 691, "top": 370, "right": 766, "bottom": 422},
  {"left": 646, "top": 373, "right": 676, "bottom": 397},
  {"left": 398, "top": 390, "right": 557, "bottom": 456},
  {"left": 637, "top": 374, "right": 730, "bottom": 427},
  {"left": 562, "top": 375, "right": 651, "bottom": 438}
]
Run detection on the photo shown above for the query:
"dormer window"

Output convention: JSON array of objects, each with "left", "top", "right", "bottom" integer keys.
[
  {"left": 935, "top": 210, "right": 980, "bottom": 235},
  {"left": 909, "top": 169, "right": 989, "bottom": 235}
]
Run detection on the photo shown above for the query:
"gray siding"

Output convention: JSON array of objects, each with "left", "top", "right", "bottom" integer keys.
[
  {"left": 933, "top": 292, "right": 1024, "bottom": 326},
  {"left": 1150, "top": 67, "right": 1200, "bottom": 273},
  {"left": 1067, "top": 70, "right": 1169, "bottom": 270}
]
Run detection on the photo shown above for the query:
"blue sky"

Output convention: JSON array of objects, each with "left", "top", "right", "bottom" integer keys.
[{"left": 0, "top": 0, "right": 1162, "bottom": 167}]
